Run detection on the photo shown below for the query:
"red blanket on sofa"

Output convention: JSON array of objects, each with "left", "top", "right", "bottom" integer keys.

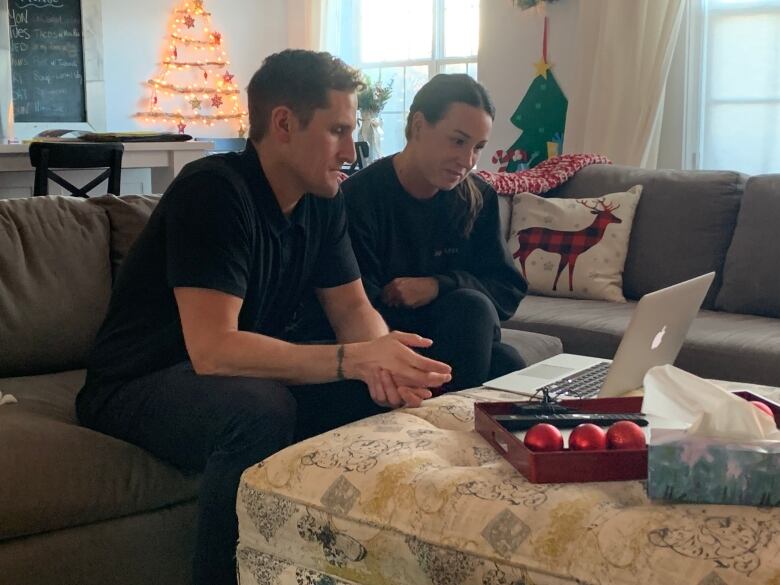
[{"left": 476, "top": 153, "right": 611, "bottom": 196}]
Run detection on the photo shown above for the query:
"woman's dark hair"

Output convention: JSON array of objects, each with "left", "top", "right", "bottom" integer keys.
[
  {"left": 247, "top": 50, "right": 364, "bottom": 141},
  {"left": 405, "top": 74, "right": 495, "bottom": 237}
]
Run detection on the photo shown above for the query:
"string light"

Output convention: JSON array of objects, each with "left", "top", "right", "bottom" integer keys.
[{"left": 135, "top": 0, "right": 246, "bottom": 137}]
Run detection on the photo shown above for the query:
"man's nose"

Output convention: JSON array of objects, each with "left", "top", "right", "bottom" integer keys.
[{"left": 341, "top": 138, "right": 357, "bottom": 165}]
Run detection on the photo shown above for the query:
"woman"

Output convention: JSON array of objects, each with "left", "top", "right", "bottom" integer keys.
[{"left": 342, "top": 73, "right": 528, "bottom": 392}]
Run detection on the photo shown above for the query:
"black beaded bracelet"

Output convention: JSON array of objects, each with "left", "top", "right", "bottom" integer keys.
[{"left": 336, "top": 344, "right": 346, "bottom": 381}]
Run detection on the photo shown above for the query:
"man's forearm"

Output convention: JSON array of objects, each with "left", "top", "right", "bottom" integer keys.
[
  {"left": 192, "top": 330, "right": 352, "bottom": 384},
  {"left": 332, "top": 304, "right": 388, "bottom": 343}
]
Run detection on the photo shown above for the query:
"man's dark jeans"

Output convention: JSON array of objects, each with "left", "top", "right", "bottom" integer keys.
[{"left": 77, "top": 362, "right": 385, "bottom": 585}]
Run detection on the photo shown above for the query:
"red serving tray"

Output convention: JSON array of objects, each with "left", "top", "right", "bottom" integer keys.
[
  {"left": 475, "top": 396, "right": 648, "bottom": 483},
  {"left": 475, "top": 392, "right": 780, "bottom": 484}
]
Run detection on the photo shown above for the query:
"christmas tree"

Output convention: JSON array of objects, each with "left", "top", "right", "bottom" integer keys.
[
  {"left": 135, "top": 0, "right": 246, "bottom": 136},
  {"left": 493, "top": 17, "right": 567, "bottom": 172}
]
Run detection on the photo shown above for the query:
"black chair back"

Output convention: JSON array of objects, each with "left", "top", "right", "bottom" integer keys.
[
  {"left": 344, "top": 141, "right": 370, "bottom": 175},
  {"left": 29, "top": 142, "right": 124, "bottom": 197}
]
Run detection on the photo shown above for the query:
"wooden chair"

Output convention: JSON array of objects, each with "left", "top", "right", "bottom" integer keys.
[{"left": 29, "top": 142, "right": 124, "bottom": 197}]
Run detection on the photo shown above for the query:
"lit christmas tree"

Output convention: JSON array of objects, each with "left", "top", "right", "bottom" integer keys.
[
  {"left": 492, "top": 16, "right": 567, "bottom": 172},
  {"left": 135, "top": 0, "right": 246, "bottom": 136}
]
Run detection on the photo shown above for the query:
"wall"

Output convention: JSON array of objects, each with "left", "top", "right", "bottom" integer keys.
[
  {"left": 477, "top": 1, "right": 580, "bottom": 171},
  {"left": 100, "top": 0, "right": 288, "bottom": 138},
  {"left": 479, "top": 1, "right": 687, "bottom": 172}
]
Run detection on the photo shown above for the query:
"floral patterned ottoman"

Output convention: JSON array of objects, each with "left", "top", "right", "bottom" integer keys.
[{"left": 237, "top": 387, "right": 780, "bottom": 585}]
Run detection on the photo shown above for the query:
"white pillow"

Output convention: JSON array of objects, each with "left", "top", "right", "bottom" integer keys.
[{"left": 509, "top": 186, "right": 642, "bottom": 302}]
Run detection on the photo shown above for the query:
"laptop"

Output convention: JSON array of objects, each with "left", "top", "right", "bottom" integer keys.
[{"left": 483, "top": 272, "right": 716, "bottom": 399}]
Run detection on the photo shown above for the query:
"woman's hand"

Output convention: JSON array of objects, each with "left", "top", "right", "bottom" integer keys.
[{"left": 382, "top": 277, "right": 439, "bottom": 308}]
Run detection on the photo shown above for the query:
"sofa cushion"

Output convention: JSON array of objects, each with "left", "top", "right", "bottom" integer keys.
[
  {"left": 0, "top": 196, "right": 113, "bottom": 377},
  {"left": 89, "top": 194, "right": 161, "bottom": 277},
  {"left": 508, "top": 187, "right": 641, "bottom": 302},
  {"left": 0, "top": 370, "right": 200, "bottom": 541},
  {"left": 504, "top": 295, "right": 780, "bottom": 387},
  {"left": 546, "top": 164, "right": 746, "bottom": 308},
  {"left": 715, "top": 175, "right": 780, "bottom": 318},
  {"left": 499, "top": 328, "right": 562, "bottom": 366}
]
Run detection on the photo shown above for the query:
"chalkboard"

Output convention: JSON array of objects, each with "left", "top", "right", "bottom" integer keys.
[{"left": 8, "top": 0, "right": 86, "bottom": 123}]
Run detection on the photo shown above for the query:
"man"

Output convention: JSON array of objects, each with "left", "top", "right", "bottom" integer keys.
[{"left": 76, "top": 50, "right": 451, "bottom": 585}]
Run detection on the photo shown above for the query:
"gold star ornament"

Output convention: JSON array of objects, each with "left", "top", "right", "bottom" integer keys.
[{"left": 534, "top": 58, "right": 551, "bottom": 79}]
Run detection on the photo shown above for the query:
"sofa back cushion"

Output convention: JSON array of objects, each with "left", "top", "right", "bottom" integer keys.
[
  {"left": 0, "top": 196, "right": 112, "bottom": 376},
  {"left": 546, "top": 164, "right": 745, "bottom": 308},
  {"left": 715, "top": 174, "right": 780, "bottom": 318},
  {"left": 89, "top": 194, "right": 161, "bottom": 278}
]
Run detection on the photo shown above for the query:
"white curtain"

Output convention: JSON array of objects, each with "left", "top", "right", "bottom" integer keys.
[
  {"left": 288, "top": 0, "right": 342, "bottom": 53},
  {"left": 563, "top": 0, "right": 685, "bottom": 168}
]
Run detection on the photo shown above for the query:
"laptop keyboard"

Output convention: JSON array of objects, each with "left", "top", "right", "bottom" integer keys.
[{"left": 535, "top": 361, "right": 612, "bottom": 400}]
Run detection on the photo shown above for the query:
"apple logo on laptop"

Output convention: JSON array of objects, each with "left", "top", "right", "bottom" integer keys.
[{"left": 651, "top": 325, "right": 667, "bottom": 350}]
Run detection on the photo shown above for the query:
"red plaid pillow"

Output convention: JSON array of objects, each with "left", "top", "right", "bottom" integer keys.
[{"left": 508, "top": 186, "right": 642, "bottom": 301}]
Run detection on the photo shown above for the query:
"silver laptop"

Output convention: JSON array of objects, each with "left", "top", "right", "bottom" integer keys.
[{"left": 483, "top": 272, "right": 716, "bottom": 399}]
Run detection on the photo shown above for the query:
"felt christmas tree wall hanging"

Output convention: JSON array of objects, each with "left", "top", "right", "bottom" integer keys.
[
  {"left": 492, "top": 16, "right": 567, "bottom": 172},
  {"left": 135, "top": 0, "right": 246, "bottom": 136}
]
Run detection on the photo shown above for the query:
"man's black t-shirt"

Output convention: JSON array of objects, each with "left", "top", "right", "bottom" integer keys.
[
  {"left": 342, "top": 155, "right": 526, "bottom": 321},
  {"left": 82, "top": 141, "right": 360, "bottom": 397}
]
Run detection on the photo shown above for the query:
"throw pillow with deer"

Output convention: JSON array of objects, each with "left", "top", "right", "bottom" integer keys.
[{"left": 509, "top": 186, "right": 642, "bottom": 301}]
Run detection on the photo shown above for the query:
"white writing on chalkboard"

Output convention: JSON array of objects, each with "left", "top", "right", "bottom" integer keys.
[
  {"left": 8, "top": 0, "right": 86, "bottom": 123},
  {"left": 16, "top": 1, "right": 66, "bottom": 9}
]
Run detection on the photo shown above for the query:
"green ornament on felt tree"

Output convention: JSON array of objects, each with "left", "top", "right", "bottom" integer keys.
[{"left": 512, "top": 0, "right": 560, "bottom": 10}]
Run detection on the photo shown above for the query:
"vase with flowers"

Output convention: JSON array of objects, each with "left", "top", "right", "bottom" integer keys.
[{"left": 357, "top": 77, "right": 393, "bottom": 164}]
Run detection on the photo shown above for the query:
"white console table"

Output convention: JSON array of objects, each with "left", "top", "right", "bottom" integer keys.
[{"left": 0, "top": 140, "right": 214, "bottom": 198}]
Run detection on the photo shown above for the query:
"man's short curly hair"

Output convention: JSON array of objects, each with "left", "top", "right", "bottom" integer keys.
[{"left": 247, "top": 50, "right": 364, "bottom": 141}]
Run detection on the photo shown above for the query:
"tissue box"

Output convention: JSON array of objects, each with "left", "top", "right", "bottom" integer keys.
[{"left": 647, "top": 392, "right": 780, "bottom": 506}]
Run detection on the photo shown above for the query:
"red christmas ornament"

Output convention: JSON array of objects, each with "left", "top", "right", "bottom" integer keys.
[
  {"left": 606, "top": 421, "right": 646, "bottom": 450},
  {"left": 152, "top": 95, "right": 157, "bottom": 105},
  {"left": 176, "top": 121, "right": 187, "bottom": 134},
  {"left": 203, "top": 70, "right": 208, "bottom": 81},
  {"left": 223, "top": 71, "right": 235, "bottom": 84},
  {"left": 184, "top": 15, "right": 195, "bottom": 28},
  {"left": 212, "top": 31, "right": 222, "bottom": 45},
  {"left": 524, "top": 423, "right": 564, "bottom": 452},
  {"left": 568, "top": 423, "right": 607, "bottom": 451},
  {"left": 211, "top": 94, "right": 223, "bottom": 108},
  {"left": 750, "top": 401, "right": 774, "bottom": 419},
  {"left": 173, "top": 46, "right": 178, "bottom": 60}
]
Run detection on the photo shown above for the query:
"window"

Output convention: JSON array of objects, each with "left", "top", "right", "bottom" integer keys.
[
  {"left": 331, "top": 0, "right": 480, "bottom": 154},
  {"left": 691, "top": 0, "right": 780, "bottom": 173}
]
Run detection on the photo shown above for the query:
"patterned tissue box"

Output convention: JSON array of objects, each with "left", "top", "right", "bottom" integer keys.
[{"left": 647, "top": 430, "right": 780, "bottom": 506}]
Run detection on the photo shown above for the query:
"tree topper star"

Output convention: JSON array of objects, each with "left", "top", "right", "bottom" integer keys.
[{"left": 534, "top": 58, "right": 551, "bottom": 79}]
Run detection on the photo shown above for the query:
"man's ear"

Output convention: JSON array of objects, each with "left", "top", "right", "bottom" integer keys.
[{"left": 270, "top": 106, "right": 295, "bottom": 143}]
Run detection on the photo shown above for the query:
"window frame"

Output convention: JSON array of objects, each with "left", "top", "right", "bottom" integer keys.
[
  {"left": 685, "top": 0, "right": 780, "bottom": 172},
  {"left": 345, "top": 0, "right": 479, "bottom": 153}
]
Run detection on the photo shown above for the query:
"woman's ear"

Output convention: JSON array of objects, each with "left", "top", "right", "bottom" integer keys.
[{"left": 410, "top": 111, "right": 426, "bottom": 141}]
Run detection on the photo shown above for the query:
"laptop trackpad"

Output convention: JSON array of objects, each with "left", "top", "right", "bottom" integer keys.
[{"left": 519, "top": 364, "right": 577, "bottom": 380}]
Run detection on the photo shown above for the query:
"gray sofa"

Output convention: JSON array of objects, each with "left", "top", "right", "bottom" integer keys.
[
  {"left": 0, "top": 194, "right": 559, "bottom": 585},
  {"left": 498, "top": 164, "right": 780, "bottom": 386},
  {"left": 0, "top": 196, "right": 199, "bottom": 585}
]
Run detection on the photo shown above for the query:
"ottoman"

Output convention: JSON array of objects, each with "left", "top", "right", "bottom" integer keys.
[{"left": 237, "top": 385, "right": 780, "bottom": 585}]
